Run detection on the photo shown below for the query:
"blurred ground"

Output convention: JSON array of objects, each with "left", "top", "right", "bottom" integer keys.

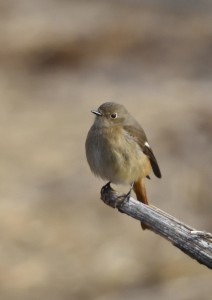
[{"left": 0, "top": 1, "right": 211, "bottom": 300}]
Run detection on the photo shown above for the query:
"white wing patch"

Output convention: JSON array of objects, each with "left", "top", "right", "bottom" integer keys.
[{"left": 145, "top": 141, "right": 150, "bottom": 148}]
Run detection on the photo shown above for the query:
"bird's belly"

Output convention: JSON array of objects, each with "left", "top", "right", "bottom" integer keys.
[
  {"left": 87, "top": 128, "right": 151, "bottom": 184},
  {"left": 109, "top": 147, "right": 151, "bottom": 184}
]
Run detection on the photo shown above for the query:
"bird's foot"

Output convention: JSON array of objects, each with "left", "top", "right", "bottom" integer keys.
[
  {"left": 101, "top": 182, "right": 118, "bottom": 208},
  {"left": 116, "top": 182, "right": 134, "bottom": 207},
  {"left": 101, "top": 181, "right": 113, "bottom": 193},
  {"left": 101, "top": 182, "right": 130, "bottom": 208}
]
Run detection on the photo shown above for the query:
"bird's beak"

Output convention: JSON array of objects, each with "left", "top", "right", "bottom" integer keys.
[{"left": 91, "top": 110, "right": 102, "bottom": 116}]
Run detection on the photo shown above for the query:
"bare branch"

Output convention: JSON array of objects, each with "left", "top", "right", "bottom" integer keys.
[{"left": 100, "top": 184, "right": 212, "bottom": 269}]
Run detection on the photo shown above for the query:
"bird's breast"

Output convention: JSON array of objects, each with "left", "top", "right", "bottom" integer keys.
[{"left": 86, "top": 125, "right": 151, "bottom": 184}]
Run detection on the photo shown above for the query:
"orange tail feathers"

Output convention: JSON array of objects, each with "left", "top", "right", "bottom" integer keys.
[{"left": 133, "top": 179, "right": 149, "bottom": 230}]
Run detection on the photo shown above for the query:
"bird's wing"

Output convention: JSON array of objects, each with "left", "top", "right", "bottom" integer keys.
[
  {"left": 123, "top": 124, "right": 162, "bottom": 178},
  {"left": 143, "top": 142, "right": 161, "bottom": 178}
]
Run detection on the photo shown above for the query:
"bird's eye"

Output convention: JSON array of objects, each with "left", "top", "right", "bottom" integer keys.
[{"left": 110, "top": 113, "right": 118, "bottom": 119}]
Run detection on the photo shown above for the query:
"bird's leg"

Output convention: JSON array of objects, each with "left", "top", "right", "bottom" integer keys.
[
  {"left": 125, "top": 182, "right": 134, "bottom": 200},
  {"left": 101, "top": 181, "right": 113, "bottom": 192},
  {"left": 116, "top": 182, "right": 134, "bottom": 205},
  {"left": 101, "top": 181, "right": 115, "bottom": 197}
]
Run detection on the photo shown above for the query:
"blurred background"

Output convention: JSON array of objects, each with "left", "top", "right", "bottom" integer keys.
[{"left": 0, "top": 0, "right": 211, "bottom": 299}]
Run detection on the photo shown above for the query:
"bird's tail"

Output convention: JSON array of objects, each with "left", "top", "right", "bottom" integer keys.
[{"left": 133, "top": 178, "right": 149, "bottom": 230}]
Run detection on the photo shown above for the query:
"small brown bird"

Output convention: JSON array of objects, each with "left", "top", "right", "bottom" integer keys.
[{"left": 85, "top": 102, "right": 161, "bottom": 229}]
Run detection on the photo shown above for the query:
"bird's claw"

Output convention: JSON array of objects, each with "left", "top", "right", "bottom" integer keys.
[{"left": 101, "top": 182, "right": 131, "bottom": 209}]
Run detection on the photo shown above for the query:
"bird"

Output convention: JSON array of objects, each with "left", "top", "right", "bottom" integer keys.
[{"left": 85, "top": 102, "right": 161, "bottom": 229}]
